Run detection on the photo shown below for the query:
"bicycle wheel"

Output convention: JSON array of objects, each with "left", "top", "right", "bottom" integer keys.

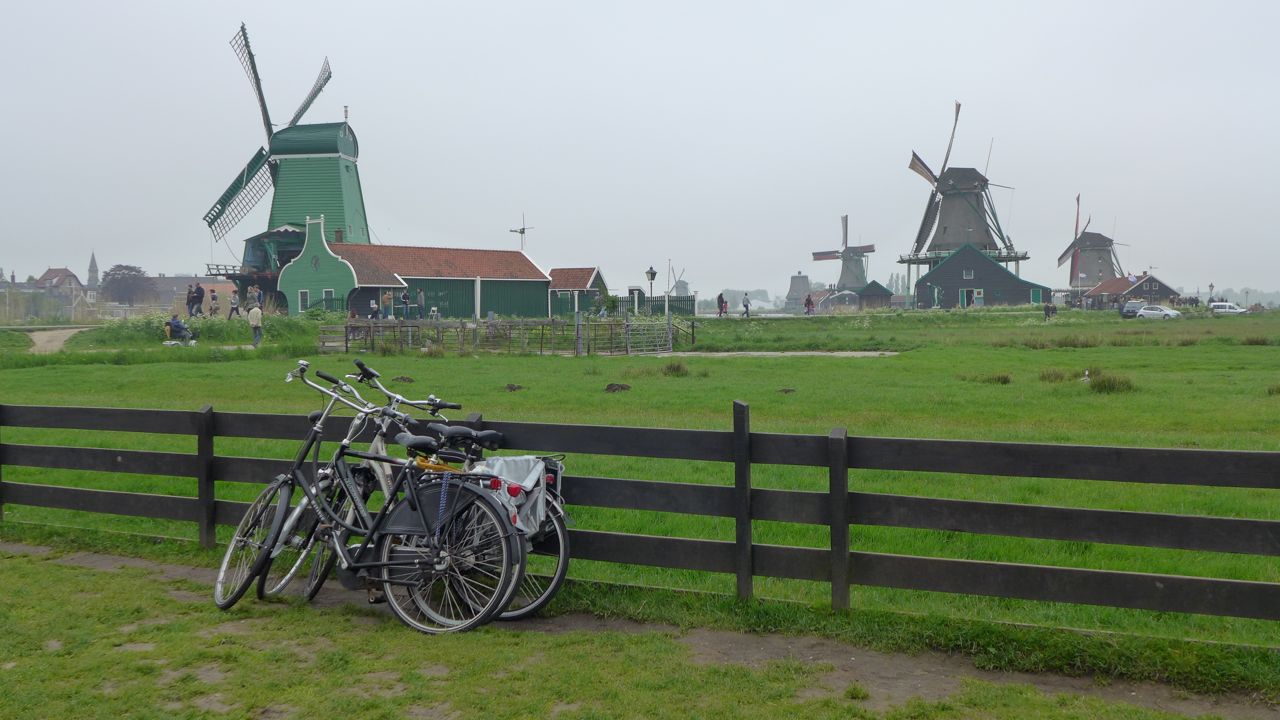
[
  {"left": 213, "top": 478, "right": 291, "bottom": 610},
  {"left": 301, "top": 490, "right": 355, "bottom": 601},
  {"left": 499, "top": 498, "right": 569, "bottom": 620},
  {"left": 379, "top": 483, "right": 515, "bottom": 634},
  {"left": 256, "top": 500, "right": 319, "bottom": 599}
]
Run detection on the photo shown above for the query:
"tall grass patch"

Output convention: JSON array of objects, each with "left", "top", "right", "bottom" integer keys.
[{"left": 1090, "top": 374, "right": 1135, "bottom": 393}]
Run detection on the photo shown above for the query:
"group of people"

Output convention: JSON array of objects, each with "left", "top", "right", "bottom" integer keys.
[
  {"left": 715, "top": 292, "right": 755, "bottom": 318},
  {"left": 366, "top": 288, "right": 429, "bottom": 320},
  {"left": 169, "top": 283, "right": 265, "bottom": 347}
]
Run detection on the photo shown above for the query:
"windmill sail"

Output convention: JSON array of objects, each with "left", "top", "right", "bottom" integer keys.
[
  {"left": 908, "top": 152, "right": 937, "bottom": 185},
  {"left": 231, "top": 24, "right": 273, "bottom": 142},
  {"left": 911, "top": 195, "right": 941, "bottom": 254},
  {"left": 288, "top": 58, "right": 332, "bottom": 127},
  {"left": 203, "top": 147, "right": 273, "bottom": 240}
]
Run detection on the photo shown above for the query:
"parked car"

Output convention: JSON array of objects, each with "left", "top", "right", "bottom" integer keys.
[
  {"left": 1120, "top": 300, "right": 1146, "bottom": 318},
  {"left": 1209, "top": 302, "right": 1248, "bottom": 315},
  {"left": 1136, "top": 305, "right": 1181, "bottom": 320}
]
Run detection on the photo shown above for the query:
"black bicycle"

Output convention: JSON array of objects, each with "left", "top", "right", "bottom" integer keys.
[{"left": 214, "top": 360, "right": 522, "bottom": 634}]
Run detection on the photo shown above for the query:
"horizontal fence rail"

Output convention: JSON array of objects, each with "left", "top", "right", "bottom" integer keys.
[{"left": 2, "top": 402, "right": 1280, "bottom": 622}]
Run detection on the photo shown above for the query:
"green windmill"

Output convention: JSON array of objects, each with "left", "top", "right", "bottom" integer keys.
[{"left": 203, "top": 23, "right": 371, "bottom": 301}]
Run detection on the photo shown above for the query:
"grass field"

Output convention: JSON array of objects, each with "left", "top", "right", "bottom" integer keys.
[
  {"left": 0, "top": 329, "right": 32, "bottom": 351},
  {"left": 2, "top": 307, "right": 1280, "bottom": 696},
  {"left": 1, "top": 546, "right": 1219, "bottom": 719}
]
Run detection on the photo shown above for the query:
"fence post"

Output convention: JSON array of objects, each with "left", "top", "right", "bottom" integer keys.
[
  {"left": 574, "top": 312, "right": 583, "bottom": 356},
  {"left": 0, "top": 404, "right": 6, "bottom": 523},
  {"left": 465, "top": 412, "right": 483, "bottom": 429},
  {"left": 733, "top": 401, "right": 753, "bottom": 601},
  {"left": 828, "top": 426, "right": 849, "bottom": 610},
  {"left": 196, "top": 404, "right": 216, "bottom": 549},
  {"left": 624, "top": 311, "right": 632, "bottom": 355}
]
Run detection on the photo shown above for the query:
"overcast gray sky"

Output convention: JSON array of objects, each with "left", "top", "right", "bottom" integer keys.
[{"left": 4, "top": 1, "right": 1277, "bottom": 297}]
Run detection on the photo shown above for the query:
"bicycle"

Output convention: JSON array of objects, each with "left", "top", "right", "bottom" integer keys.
[{"left": 215, "top": 360, "right": 522, "bottom": 634}]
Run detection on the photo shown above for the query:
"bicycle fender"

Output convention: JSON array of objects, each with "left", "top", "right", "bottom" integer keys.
[{"left": 380, "top": 481, "right": 486, "bottom": 535}]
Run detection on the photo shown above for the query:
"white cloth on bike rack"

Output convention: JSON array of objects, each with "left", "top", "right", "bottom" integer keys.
[{"left": 470, "top": 455, "right": 546, "bottom": 534}]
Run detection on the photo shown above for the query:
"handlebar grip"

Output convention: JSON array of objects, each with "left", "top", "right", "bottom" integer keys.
[
  {"left": 437, "top": 401, "right": 462, "bottom": 410},
  {"left": 316, "top": 370, "right": 342, "bottom": 385},
  {"left": 353, "top": 358, "right": 380, "bottom": 379}
]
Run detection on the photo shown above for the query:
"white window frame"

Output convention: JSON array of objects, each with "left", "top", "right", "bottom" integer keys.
[
  {"left": 962, "top": 269, "right": 975, "bottom": 280},
  {"left": 298, "top": 289, "right": 310, "bottom": 310}
]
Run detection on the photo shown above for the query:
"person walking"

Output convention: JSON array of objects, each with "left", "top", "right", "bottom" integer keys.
[
  {"left": 381, "top": 290, "right": 393, "bottom": 320},
  {"left": 400, "top": 289, "right": 410, "bottom": 320},
  {"left": 416, "top": 288, "right": 426, "bottom": 320},
  {"left": 716, "top": 292, "right": 725, "bottom": 318},
  {"left": 185, "top": 285, "right": 195, "bottom": 317},
  {"left": 227, "top": 289, "right": 241, "bottom": 319},
  {"left": 804, "top": 293, "right": 815, "bottom": 315},
  {"left": 248, "top": 304, "right": 263, "bottom": 348},
  {"left": 209, "top": 289, "right": 220, "bottom": 317},
  {"left": 741, "top": 293, "right": 751, "bottom": 318},
  {"left": 193, "top": 283, "right": 206, "bottom": 317}
]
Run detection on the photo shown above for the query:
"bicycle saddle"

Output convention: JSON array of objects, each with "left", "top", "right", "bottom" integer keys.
[
  {"left": 426, "top": 423, "right": 505, "bottom": 450},
  {"left": 393, "top": 432, "right": 440, "bottom": 454}
]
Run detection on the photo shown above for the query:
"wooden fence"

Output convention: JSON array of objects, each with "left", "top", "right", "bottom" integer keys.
[
  {"left": 2, "top": 402, "right": 1280, "bottom": 619},
  {"left": 324, "top": 316, "right": 695, "bottom": 356}
]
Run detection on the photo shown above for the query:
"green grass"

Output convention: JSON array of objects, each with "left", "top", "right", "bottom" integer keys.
[
  {"left": 62, "top": 313, "right": 319, "bottom": 351},
  {"left": 0, "top": 329, "right": 33, "bottom": 351},
  {"left": 0, "top": 545, "right": 1252, "bottom": 717},
  {"left": 2, "top": 309, "right": 1280, "bottom": 696}
]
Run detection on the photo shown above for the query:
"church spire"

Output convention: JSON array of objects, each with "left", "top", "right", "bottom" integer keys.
[{"left": 88, "top": 252, "right": 99, "bottom": 289}]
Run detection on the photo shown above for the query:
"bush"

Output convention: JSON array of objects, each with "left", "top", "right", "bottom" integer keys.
[
  {"left": 1038, "top": 368, "right": 1067, "bottom": 383},
  {"left": 1090, "top": 375, "right": 1134, "bottom": 393},
  {"left": 1242, "top": 336, "right": 1271, "bottom": 346},
  {"left": 661, "top": 361, "right": 690, "bottom": 377}
]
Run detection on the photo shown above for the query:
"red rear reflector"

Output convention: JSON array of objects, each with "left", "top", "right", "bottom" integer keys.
[
  {"left": 506, "top": 484, "right": 522, "bottom": 498},
  {"left": 545, "top": 474, "right": 556, "bottom": 485},
  {"left": 488, "top": 478, "right": 502, "bottom": 490}
]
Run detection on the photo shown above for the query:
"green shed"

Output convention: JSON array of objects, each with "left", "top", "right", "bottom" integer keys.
[{"left": 548, "top": 267, "right": 609, "bottom": 316}]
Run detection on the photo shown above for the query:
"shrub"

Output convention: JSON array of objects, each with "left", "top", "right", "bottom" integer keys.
[
  {"left": 1242, "top": 336, "right": 1271, "bottom": 346},
  {"left": 661, "top": 361, "right": 689, "bottom": 377},
  {"left": 1090, "top": 375, "right": 1134, "bottom": 393},
  {"left": 1038, "top": 368, "right": 1067, "bottom": 383}
]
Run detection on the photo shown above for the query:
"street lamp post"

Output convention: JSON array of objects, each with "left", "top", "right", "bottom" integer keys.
[
  {"left": 645, "top": 266, "right": 657, "bottom": 301},
  {"left": 1208, "top": 283, "right": 1215, "bottom": 303}
]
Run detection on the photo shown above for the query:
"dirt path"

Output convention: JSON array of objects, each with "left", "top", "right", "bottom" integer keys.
[
  {"left": 26, "top": 328, "right": 87, "bottom": 353},
  {"left": 1, "top": 541, "right": 1272, "bottom": 719}
]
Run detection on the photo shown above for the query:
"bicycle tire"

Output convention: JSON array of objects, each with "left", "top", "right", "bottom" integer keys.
[
  {"left": 256, "top": 501, "right": 320, "bottom": 599},
  {"left": 499, "top": 498, "right": 569, "bottom": 620},
  {"left": 379, "top": 482, "right": 516, "bottom": 634},
  {"left": 213, "top": 479, "right": 291, "bottom": 610},
  {"left": 301, "top": 490, "right": 355, "bottom": 601}
]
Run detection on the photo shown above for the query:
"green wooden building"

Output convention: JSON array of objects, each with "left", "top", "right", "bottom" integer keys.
[
  {"left": 548, "top": 267, "right": 609, "bottom": 316},
  {"left": 278, "top": 218, "right": 551, "bottom": 317}
]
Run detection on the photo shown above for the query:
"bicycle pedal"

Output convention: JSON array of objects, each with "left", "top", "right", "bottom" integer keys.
[{"left": 366, "top": 588, "right": 387, "bottom": 605}]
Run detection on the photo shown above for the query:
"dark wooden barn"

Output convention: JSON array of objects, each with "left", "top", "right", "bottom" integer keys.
[{"left": 914, "top": 244, "right": 1050, "bottom": 309}]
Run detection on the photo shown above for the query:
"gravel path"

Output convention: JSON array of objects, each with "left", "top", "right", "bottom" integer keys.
[{"left": 27, "top": 328, "right": 88, "bottom": 353}]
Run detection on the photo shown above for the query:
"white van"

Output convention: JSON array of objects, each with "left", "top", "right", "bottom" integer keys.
[{"left": 1209, "top": 302, "right": 1247, "bottom": 315}]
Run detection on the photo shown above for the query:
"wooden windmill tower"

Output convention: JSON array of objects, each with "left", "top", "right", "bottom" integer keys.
[
  {"left": 1057, "top": 195, "right": 1125, "bottom": 290},
  {"left": 812, "top": 215, "right": 875, "bottom": 291},
  {"left": 203, "top": 24, "right": 370, "bottom": 295},
  {"left": 898, "top": 103, "right": 1027, "bottom": 292}
]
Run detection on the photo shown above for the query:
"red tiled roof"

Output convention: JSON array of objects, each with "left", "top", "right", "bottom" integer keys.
[
  {"left": 548, "top": 267, "right": 597, "bottom": 290},
  {"left": 1085, "top": 274, "right": 1146, "bottom": 297},
  {"left": 330, "top": 244, "right": 548, "bottom": 286},
  {"left": 35, "top": 268, "right": 82, "bottom": 289}
]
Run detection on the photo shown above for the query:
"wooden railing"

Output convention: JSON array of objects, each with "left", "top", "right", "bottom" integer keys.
[{"left": 2, "top": 402, "right": 1279, "bottom": 619}]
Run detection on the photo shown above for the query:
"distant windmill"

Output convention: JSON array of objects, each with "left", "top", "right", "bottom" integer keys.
[
  {"left": 509, "top": 214, "right": 534, "bottom": 251},
  {"left": 1057, "top": 194, "right": 1126, "bottom": 289},
  {"left": 812, "top": 215, "right": 875, "bottom": 291},
  {"left": 905, "top": 102, "right": 1016, "bottom": 258}
]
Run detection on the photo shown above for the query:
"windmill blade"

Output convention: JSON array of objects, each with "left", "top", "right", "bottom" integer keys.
[
  {"left": 907, "top": 151, "right": 937, "bottom": 185},
  {"left": 841, "top": 214, "right": 848, "bottom": 249},
  {"left": 1111, "top": 247, "right": 1126, "bottom": 277},
  {"left": 288, "top": 58, "right": 332, "bottom": 127},
  {"left": 1073, "top": 193, "right": 1081, "bottom": 243},
  {"left": 938, "top": 101, "right": 961, "bottom": 173},
  {"left": 203, "top": 147, "right": 273, "bottom": 240},
  {"left": 812, "top": 251, "right": 842, "bottom": 261},
  {"left": 911, "top": 194, "right": 941, "bottom": 254},
  {"left": 1056, "top": 239, "right": 1078, "bottom": 267},
  {"left": 231, "top": 24, "right": 274, "bottom": 142},
  {"left": 848, "top": 244, "right": 876, "bottom": 254}
]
